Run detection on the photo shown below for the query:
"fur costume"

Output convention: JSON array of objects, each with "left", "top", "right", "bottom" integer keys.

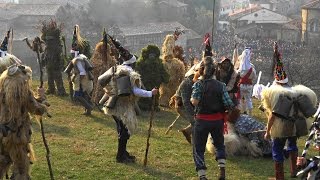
[
  {"left": 0, "top": 65, "right": 46, "bottom": 179},
  {"left": 206, "top": 115, "right": 272, "bottom": 157},
  {"left": 102, "top": 65, "right": 142, "bottom": 134},
  {"left": 0, "top": 54, "right": 22, "bottom": 74},
  {"left": 159, "top": 35, "right": 185, "bottom": 107},
  {"left": 261, "top": 84, "right": 317, "bottom": 138},
  {"left": 91, "top": 41, "right": 115, "bottom": 104},
  {"left": 71, "top": 55, "right": 93, "bottom": 93},
  {"left": 173, "top": 45, "right": 188, "bottom": 71},
  {"left": 40, "top": 20, "right": 66, "bottom": 95},
  {"left": 136, "top": 45, "right": 169, "bottom": 111}
]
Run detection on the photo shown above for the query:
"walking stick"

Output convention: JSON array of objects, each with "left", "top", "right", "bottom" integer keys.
[
  {"left": 143, "top": 95, "right": 156, "bottom": 167},
  {"left": 165, "top": 115, "right": 180, "bottom": 135},
  {"left": 35, "top": 44, "right": 54, "bottom": 180},
  {"left": 62, "top": 35, "right": 74, "bottom": 101}
]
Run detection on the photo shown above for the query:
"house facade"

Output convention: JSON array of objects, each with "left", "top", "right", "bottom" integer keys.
[
  {"left": 117, "top": 22, "right": 201, "bottom": 55},
  {"left": 229, "top": 7, "right": 296, "bottom": 40},
  {"left": 301, "top": 0, "right": 320, "bottom": 45}
]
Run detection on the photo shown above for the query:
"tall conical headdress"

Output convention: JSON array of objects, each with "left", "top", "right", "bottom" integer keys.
[
  {"left": 273, "top": 42, "right": 288, "bottom": 84},
  {"left": 0, "top": 29, "right": 10, "bottom": 52},
  {"left": 203, "top": 33, "right": 212, "bottom": 57},
  {"left": 102, "top": 28, "right": 107, "bottom": 44},
  {"left": 108, "top": 35, "right": 135, "bottom": 64}
]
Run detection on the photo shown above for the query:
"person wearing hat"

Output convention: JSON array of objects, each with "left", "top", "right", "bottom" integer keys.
[
  {"left": 98, "top": 38, "right": 158, "bottom": 163},
  {"left": 262, "top": 42, "right": 317, "bottom": 179},
  {"left": 171, "top": 61, "right": 202, "bottom": 144},
  {"left": 64, "top": 25, "right": 94, "bottom": 115},
  {"left": 191, "top": 56, "right": 234, "bottom": 180},
  {"left": 216, "top": 57, "right": 239, "bottom": 105},
  {"left": 237, "top": 47, "right": 256, "bottom": 116},
  {"left": 0, "top": 30, "right": 10, "bottom": 58}
]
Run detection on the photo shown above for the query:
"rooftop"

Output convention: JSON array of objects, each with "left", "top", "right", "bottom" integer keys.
[
  {"left": 119, "top": 22, "right": 189, "bottom": 36},
  {"left": 0, "top": 3, "right": 61, "bottom": 20},
  {"left": 237, "top": 8, "right": 291, "bottom": 24},
  {"left": 229, "top": 5, "right": 262, "bottom": 20},
  {"left": 302, "top": 0, "right": 320, "bottom": 9},
  {"left": 158, "top": 0, "right": 188, "bottom": 8}
]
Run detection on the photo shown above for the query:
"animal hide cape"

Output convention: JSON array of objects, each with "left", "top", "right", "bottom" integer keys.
[
  {"left": 206, "top": 122, "right": 264, "bottom": 157},
  {"left": 0, "top": 54, "right": 22, "bottom": 74},
  {"left": 261, "top": 84, "right": 317, "bottom": 138},
  {"left": 71, "top": 55, "right": 93, "bottom": 93}
]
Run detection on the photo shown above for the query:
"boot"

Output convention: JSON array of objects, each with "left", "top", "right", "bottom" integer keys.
[
  {"left": 83, "top": 108, "right": 92, "bottom": 116},
  {"left": 125, "top": 151, "right": 136, "bottom": 161},
  {"left": 197, "top": 169, "right": 207, "bottom": 180},
  {"left": 248, "top": 109, "right": 252, "bottom": 117},
  {"left": 289, "top": 151, "right": 298, "bottom": 178},
  {"left": 274, "top": 162, "right": 284, "bottom": 180},
  {"left": 75, "top": 96, "right": 93, "bottom": 113},
  {"left": 219, "top": 167, "right": 226, "bottom": 180},
  {"left": 116, "top": 139, "right": 135, "bottom": 163},
  {"left": 180, "top": 124, "right": 192, "bottom": 144}
]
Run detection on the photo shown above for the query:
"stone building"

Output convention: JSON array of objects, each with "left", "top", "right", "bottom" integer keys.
[
  {"left": 117, "top": 21, "right": 201, "bottom": 55},
  {"left": 301, "top": 0, "right": 320, "bottom": 45}
]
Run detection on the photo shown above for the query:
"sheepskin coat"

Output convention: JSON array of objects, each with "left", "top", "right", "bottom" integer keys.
[
  {"left": 102, "top": 65, "right": 142, "bottom": 134},
  {"left": 261, "top": 84, "right": 317, "bottom": 138}
]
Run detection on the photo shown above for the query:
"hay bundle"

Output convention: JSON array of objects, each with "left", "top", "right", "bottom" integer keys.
[
  {"left": 91, "top": 42, "right": 115, "bottom": 104},
  {"left": 159, "top": 35, "right": 185, "bottom": 106}
]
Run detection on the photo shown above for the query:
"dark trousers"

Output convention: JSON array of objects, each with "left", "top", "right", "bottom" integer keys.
[
  {"left": 192, "top": 119, "right": 226, "bottom": 171},
  {"left": 112, "top": 116, "right": 130, "bottom": 159},
  {"left": 272, "top": 137, "right": 298, "bottom": 162}
]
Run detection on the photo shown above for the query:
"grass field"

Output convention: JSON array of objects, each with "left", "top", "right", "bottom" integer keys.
[{"left": 27, "top": 84, "right": 319, "bottom": 180}]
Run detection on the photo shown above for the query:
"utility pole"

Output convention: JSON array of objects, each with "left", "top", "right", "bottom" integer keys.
[{"left": 212, "top": 0, "right": 216, "bottom": 44}]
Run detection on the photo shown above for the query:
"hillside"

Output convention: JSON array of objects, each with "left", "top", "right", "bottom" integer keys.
[{"left": 26, "top": 84, "right": 318, "bottom": 179}]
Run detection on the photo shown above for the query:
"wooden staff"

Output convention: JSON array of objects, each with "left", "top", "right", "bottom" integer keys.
[
  {"left": 35, "top": 44, "right": 54, "bottom": 180},
  {"left": 62, "top": 36, "right": 74, "bottom": 101},
  {"left": 143, "top": 96, "right": 156, "bottom": 167},
  {"left": 9, "top": 28, "right": 13, "bottom": 54},
  {"left": 165, "top": 115, "right": 180, "bottom": 135}
]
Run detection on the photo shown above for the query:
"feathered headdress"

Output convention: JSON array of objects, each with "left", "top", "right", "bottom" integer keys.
[{"left": 273, "top": 42, "right": 288, "bottom": 84}]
